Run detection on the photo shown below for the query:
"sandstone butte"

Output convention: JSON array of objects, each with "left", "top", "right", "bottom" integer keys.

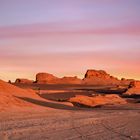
[
  {"left": 15, "top": 78, "right": 33, "bottom": 84},
  {"left": 83, "top": 69, "right": 133, "bottom": 86},
  {"left": 69, "top": 94, "right": 127, "bottom": 108},
  {"left": 0, "top": 80, "right": 39, "bottom": 110},
  {"left": 124, "top": 81, "right": 140, "bottom": 95}
]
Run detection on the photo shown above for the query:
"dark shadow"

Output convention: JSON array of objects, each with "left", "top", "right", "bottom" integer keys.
[
  {"left": 15, "top": 94, "right": 140, "bottom": 111},
  {"left": 94, "top": 89, "right": 127, "bottom": 95},
  {"left": 122, "top": 94, "right": 140, "bottom": 99},
  {"left": 15, "top": 96, "right": 80, "bottom": 111},
  {"left": 38, "top": 92, "right": 92, "bottom": 102}
]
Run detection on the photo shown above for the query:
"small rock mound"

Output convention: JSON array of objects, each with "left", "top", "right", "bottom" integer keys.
[
  {"left": 15, "top": 78, "right": 33, "bottom": 84},
  {"left": 124, "top": 81, "right": 140, "bottom": 96},
  {"left": 69, "top": 94, "right": 126, "bottom": 107}
]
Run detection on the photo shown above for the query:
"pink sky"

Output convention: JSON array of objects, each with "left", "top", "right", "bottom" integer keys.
[{"left": 0, "top": 0, "right": 140, "bottom": 81}]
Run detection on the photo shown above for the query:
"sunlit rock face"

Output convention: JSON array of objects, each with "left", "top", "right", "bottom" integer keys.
[
  {"left": 35, "top": 70, "right": 133, "bottom": 85},
  {"left": 83, "top": 69, "right": 133, "bottom": 86},
  {"left": 15, "top": 79, "right": 33, "bottom": 84},
  {"left": 120, "top": 78, "right": 134, "bottom": 86},
  {"left": 85, "top": 70, "right": 111, "bottom": 79},
  {"left": 69, "top": 94, "right": 127, "bottom": 108},
  {"left": 83, "top": 69, "right": 120, "bottom": 85},
  {"left": 124, "top": 81, "right": 140, "bottom": 95},
  {"left": 58, "top": 76, "right": 82, "bottom": 84},
  {"left": 36, "top": 73, "right": 59, "bottom": 84},
  {"left": 36, "top": 73, "right": 82, "bottom": 84}
]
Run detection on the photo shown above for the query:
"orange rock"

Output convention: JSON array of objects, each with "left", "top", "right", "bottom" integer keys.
[
  {"left": 124, "top": 81, "right": 140, "bottom": 95},
  {"left": 129, "top": 81, "right": 140, "bottom": 88},
  {"left": 36, "top": 72, "right": 82, "bottom": 84},
  {"left": 36, "top": 73, "right": 59, "bottom": 84},
  {"left": 58, "top": 76, "right": 82, "bottom": 84},
  {"left": 69, "top": 94, "right": 126, "bottom": 107},
  {"left": 15, "top": 78, "right": 33, "bottom": 84},
  {"left": 85, "top": 69, "right": 110, "bottom": 79},
  {"left": 83, "top": 69, "right": 120, "bottom": 85}
]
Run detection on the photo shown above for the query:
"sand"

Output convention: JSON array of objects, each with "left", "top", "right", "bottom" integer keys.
[{"left": 0, "top": 82, "right": 140, "bottom": 140}]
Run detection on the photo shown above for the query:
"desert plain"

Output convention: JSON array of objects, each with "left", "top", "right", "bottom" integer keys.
[{"left": 0, "top": 70, "right": 140, "bottom": 140}]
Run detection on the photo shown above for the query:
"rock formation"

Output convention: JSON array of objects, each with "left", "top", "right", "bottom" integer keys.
[
  {"left": 15, "top": 78, "right": 33, "bottom": 84},
  {"left": 36, "top": 73, "right": 82, "bottom": 84},
  {"left": 69, "top": 94, "right": 126, "bottom": 107},
  {"left": 36, "top": 73, "right": 59, "bottom": 84},
  {"left": 124, "top": 81, "right": 140, "bottom": 95},
  {"left": 120, "top": 78, "right": 134, "bottom": 86},
  {"left": 83, "top": 69, "right": 120, "bottom": 85},
  {"left": 83, "top": 69, "right": 134, "bottom": 86},
  {"left": 85, "top": 70, "right": 111, "bottom": 79},
  {"left": 58, "top": 76, "right": 82, "bottom": 84}
]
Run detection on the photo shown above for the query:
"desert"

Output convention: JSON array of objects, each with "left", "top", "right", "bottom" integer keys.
[
  {"left": 0, "top": 1, "right": 140, "bottom": 139},
  {"left": 0, "top": 69, "right": 140, "bottom": 140}
]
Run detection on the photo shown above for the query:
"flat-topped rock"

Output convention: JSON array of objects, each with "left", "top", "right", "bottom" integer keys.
[
  {"left": 36, "top": 73, "right": 59, "bottom": 84},
  {"left": 83, "top": 69, "right": 120, "bottom": 85},
  {"left": 85, "top": 69, "right": 111, "bottom": 79}
]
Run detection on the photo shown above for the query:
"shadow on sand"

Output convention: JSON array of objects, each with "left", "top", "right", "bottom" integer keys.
[
  {"left": 15, "top": 95, "right": 140, "bottom": 111},
  {"left": 16, "top": 96, "right": 80, "bottom": 111}
]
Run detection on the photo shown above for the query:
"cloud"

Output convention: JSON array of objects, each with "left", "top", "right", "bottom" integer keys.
[{"left": 0, "top": 22, "right": 140, "bottom": 39}]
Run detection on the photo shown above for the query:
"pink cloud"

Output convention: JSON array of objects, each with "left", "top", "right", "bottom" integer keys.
[{"left": 0, "top": 22, "right": 140, "bottom": 39}]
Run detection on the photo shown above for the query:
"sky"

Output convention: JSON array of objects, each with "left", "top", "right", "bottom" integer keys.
[{"left": 0, "top": 0, "right": 140, "bottom": 81}]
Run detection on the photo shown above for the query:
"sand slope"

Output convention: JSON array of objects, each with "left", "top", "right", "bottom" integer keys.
[{"left": 0, "top": 80, "right": 39, "bottom": 110}]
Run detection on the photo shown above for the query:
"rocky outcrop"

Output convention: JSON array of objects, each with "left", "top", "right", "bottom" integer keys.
[
  {"left": 85, "top": 70, "right": 111, "bottom": 79},
  {"left": 124, "top": 81, "right": 140, "bottom": 95},
  {"left": 36, "top": 73, "right": 82, "bottom": 84},
  {"left": 69, "top": 94, "right": 126, "bottom": 107},
  {"left": 36, "top": 73, "right": 59, "bottom": 84},
  {"left": 120, "top": 78, "right": 134, "bottom": 86},
  {"left": 83, "top": 69, "right": 120, "bottom": 85},
  {"left": 83, "top": 69, "right": 134, "bottom": 86},
  {"left": 58, "top": 76, "right": 82, "bottom": 84},
  {"left": 15, "top": 79, "right": 33, "bottom": 84}
]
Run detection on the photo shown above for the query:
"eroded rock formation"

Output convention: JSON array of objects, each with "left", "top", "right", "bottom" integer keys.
[
  {"left": 36, "top": 73, "right": 82, "bottom": 84},
  {"left": 124, "top": 81, "right": 140, "bottom": 95},
  {"left": 36, "top": 73, "right": 59, "bottom": 84},
  {"left": 15, "top": 79, "right": 33, "bottom": 84},
  {"left": 69, "top": 94, "right": 126, "bottom": 107},
  {"left": 83, "top": 69, "right": 120, "bottom": 85}
]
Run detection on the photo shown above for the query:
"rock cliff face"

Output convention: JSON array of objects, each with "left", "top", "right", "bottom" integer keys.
[
  {"left": 36, "top": 73, "right": 59, "bottom": 84},
  {"left": 36, "top": 73, "right": 82, "bottom": 84},
  {"left": 124, "top": 81, "right": 140, "bottom": 95},
  {"left": 35, "top": 70, "right": 133, "bottom": 85},
  {"left": 15, "top": 79, "right": 33, "bottom": 84},
  {"left": 83, "top": 69, "right": 120, "bottom": 85},
  {"left": 85, "top": 70, "right": 111, "bottom": 79},
  {"left": 58, "top": 76, "right": 82, "bottom": 84},
  {"left": 83, "top": 69, "right": 133, "bottom": 86}
]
